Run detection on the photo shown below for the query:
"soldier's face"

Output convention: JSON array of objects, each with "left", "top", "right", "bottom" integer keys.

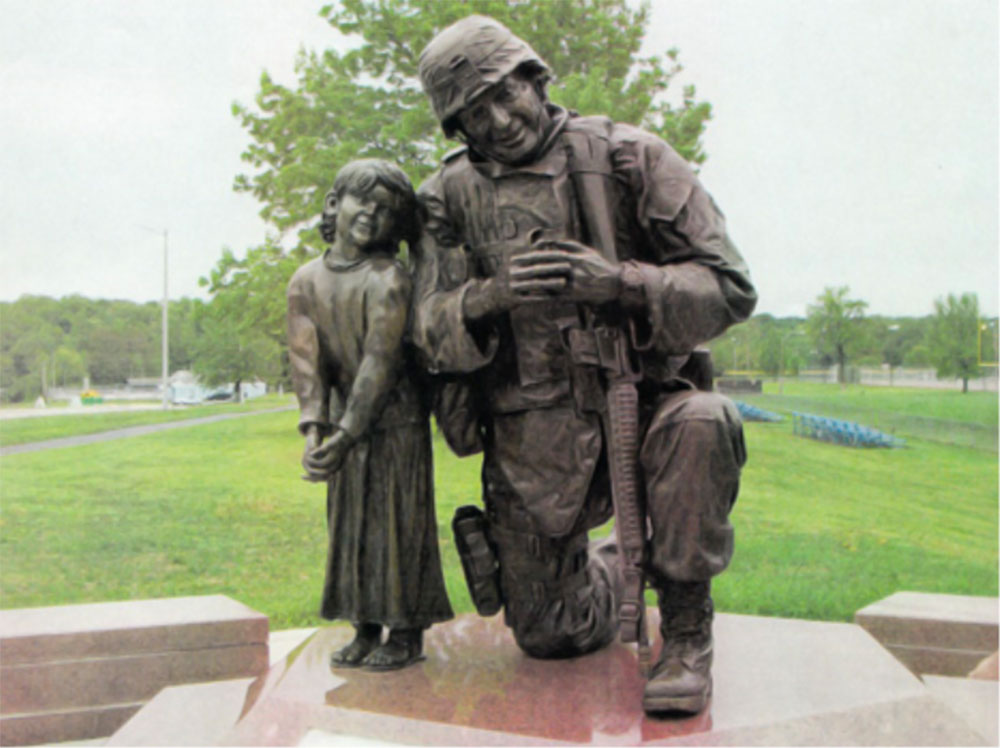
[
  {"left": 458, "top": 72, "right": 550, "bottom": 165},
  {"left": 334, "top": 184, "right": 399, "bottom": 250}
]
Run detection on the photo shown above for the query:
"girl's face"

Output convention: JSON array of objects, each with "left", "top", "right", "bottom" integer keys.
[{"left": 334, "top": 184, "right": 400, "bottom": 250}]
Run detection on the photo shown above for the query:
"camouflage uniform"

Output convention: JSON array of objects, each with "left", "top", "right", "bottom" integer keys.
[{"left": 414, "top": 15, "right": 756, "bottom": 709}]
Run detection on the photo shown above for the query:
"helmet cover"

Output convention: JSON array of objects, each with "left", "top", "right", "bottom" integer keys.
[{"left": 418, "top": 15, "right": 549, "bottom": 136}]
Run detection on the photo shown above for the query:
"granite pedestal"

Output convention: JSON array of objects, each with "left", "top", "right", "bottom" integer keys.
[
  {"left": 110, "top": 611, "right": 992, "bottom": 746},
  {"left": 855, "top": 592, "right": 999, "bottom": 677},
  {"left": 0, "top": 595, "right": 269, "bottom": 745}
]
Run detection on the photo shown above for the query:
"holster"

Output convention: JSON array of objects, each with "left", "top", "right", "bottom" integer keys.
[{"left": 452, "top": 505, "right": 502, "bottom": 616}]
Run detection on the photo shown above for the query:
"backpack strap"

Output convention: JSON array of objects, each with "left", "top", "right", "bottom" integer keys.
[{"left": 560, "top": 116, "right": 618, "bottom": 261}]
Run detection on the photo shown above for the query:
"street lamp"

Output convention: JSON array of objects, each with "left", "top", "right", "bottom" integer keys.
[{"left": 138, "top": 225, "right": 169, "bottom": 410}]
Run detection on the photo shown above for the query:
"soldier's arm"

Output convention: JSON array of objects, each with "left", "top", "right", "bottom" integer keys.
[
  {"left": 613, "top": 126, "right": 758, "bottom": 353},
  {"left": 411, "top": 177, "right": 500, "bottom": 373}
]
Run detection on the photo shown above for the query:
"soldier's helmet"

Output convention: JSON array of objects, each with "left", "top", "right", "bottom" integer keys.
[{"left": 418, "top": 15, "right": 549, "bottom": 138}]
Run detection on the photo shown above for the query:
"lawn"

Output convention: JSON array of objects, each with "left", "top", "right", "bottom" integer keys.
[
  {"left": 0, "top": 394, "right": 295, "bottom": 448},
  {"left": 738, "top": 381, "right": 998, "bottom": 451},
  {"left": 0, "top": 385, "right": 996, "bottom": 629}
]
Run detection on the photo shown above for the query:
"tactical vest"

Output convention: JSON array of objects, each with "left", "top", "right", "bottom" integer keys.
[{"left": 436, "top": 114, "right": 651, "bottom": 417}]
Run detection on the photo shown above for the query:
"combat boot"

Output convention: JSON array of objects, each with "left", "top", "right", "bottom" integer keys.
[{"left": 642, "top": 580, "right": 713, "bottom": 715}]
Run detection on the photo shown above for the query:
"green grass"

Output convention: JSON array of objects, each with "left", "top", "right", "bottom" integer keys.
[
  {"left": 739, "top": 381, "right": 997, "bottom": 451},
  {"left": 0, "top": 395, "right": 295, "bottom": 447},
  {"left": 716, "top": 422, "right": 997, "bottom": 619},
  {"left": 0, "top": 387, "right": 996, "bottom": 629}
]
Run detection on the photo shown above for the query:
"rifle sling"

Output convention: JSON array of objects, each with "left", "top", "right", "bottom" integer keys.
[{"left": 563, "top": 121, "right": 649, "bottom": 663}]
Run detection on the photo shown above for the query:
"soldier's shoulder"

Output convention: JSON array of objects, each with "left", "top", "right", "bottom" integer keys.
[
  {"left": 564, "top": 114, "right": 678, "bottom": 160},
  {"left": 417, "top": 147, "right": 472, "bottom": 204},
  {"left": 607, "top": 120, "right": 672, "bottom": 152},
  {"left": 608, "top": 122, "right": 695, "bottom": 179},
  {"left": 564, "top": 113, "right": 614, "bottom": 139}
]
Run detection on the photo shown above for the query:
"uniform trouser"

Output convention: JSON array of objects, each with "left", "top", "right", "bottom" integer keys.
[{"left": 485, "top": 389, "right": 746, "bottom": 659}]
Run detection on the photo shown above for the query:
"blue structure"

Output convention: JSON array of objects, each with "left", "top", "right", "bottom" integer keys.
[
  {"left": 734, "top": 401, "right": 784, "bottom": 423},
  {"left": 792, "top": 412, "right": 904, "bottom": 448}
]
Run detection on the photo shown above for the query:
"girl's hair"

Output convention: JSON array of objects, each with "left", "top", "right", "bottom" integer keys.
[{"left": 321, "top": 159, "right": 421, "bottom": 248}]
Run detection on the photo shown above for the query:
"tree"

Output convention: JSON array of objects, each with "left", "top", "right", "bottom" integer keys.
[
  {"left": 806, "top": 286, "right": 868, "bottom": 385},
  {"left": 0, "top": 295, "right": 211, "bottom": 402},
  {"left": 927, "top": 292, "right": 981, "bottom": 393},
  {"left": 191, "top": 293, "right": 284, "bottom": 396},
  {"left": 211, "top": 0, "right": 714, "bottom": 344}
]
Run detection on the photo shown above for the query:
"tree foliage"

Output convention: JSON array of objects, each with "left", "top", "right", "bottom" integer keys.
[
  {"left": 190, "top": 298, "right": 284, "bottom": 392},
  {"left": 214, "top": 0, "right": 713, "bottom": 344},
  {"left": 806, "top": 286, "right": 869, "bottom": 384},
  {"left": 0, "top": 296, "right": 201, "bottom": 402},
  {"left": 0, "top": 296, "right": 194, "bottom": 400},
  {"left": 927, "top": 292, "right": 982, "bottom": 393}
]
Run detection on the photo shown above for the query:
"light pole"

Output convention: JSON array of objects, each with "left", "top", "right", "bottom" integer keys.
[{"left": 139, "top": 226, "right": 169, "bottom": 410}]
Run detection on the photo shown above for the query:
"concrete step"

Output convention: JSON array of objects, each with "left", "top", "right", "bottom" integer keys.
[
  {"left": 855, "top": 591, "right": 999, "bottom": 677},
  {"left": 0, "top": 595, "right": 268, "bottom": 746}
]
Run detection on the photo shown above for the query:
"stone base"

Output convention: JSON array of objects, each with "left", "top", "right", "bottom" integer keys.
[
  {"left": 855, "top": 592, "right": 999, "bottom": 677},
  {"left": 923, "top": 675, "right": 998, "bottom": 745},
  {"left": 110, "top": 611, "right": 991, "bottom": 745},
  {"left": 0, "top": 595, "right": 269, "bottom": 746},
  {"left": 0, "top": 702, "right": 143, "bottom": 746}
]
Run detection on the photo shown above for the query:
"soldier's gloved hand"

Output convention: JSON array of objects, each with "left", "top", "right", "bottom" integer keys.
[
  {"left": 302, "top": 427, "right": 355, "bottom": 481},
  {"left": 520, "top": 239, "right": 623, "bottom": 305},
  {"left": 463, "top": 251, "right": 568, "bottom": 320}
]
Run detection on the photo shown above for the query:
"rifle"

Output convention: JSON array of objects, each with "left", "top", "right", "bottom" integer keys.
[{"left": 562, "top": 120, "right": 651, "bottom": 674}]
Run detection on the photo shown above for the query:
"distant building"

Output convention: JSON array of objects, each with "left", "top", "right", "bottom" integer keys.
[
  {"left": 167, "top": 371, "right": 267, "bottom": 404},
  {"left": 125, "top": 376, "right": 163, "bottom": 393}
]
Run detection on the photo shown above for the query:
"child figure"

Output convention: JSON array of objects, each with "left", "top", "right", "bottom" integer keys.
[{"left": 287, "top": 159, "right": 453, "bottom": 670}]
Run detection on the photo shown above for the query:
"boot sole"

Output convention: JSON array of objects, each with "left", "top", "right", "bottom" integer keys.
[{"left": 642, "top": 685, "right": 711, "bottom": 716}]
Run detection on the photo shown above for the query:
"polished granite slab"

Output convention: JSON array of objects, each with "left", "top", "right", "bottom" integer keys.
[
  {"left": 0, "top": 595, "right": 269, "bottom": 746},
  {"left": 855, "top": 592, "right": 998, "bottom": 652},
  {"left": 0, "top": 595, "right": 268, "bottom": 665},
  {"left": 855, "top": 592, "right": 999, "bottom": 677},
  {"left": 108, "top": 611, "right": 988, "bottom": 745},
  {"left": 923, "top": 675, "right": 998, "bottom": 745}
]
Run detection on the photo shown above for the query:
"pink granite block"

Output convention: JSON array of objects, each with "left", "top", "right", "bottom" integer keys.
[
  {"left": 887, "top": 643, "right": 995, "bottom": 678},
  {"left": 0, "top": 702, "right": 142, "bottom": 746},
  {"left": 1, "top": 644, "right": 267, "bottom": 714},
  {"left": 107, "top": 677, "right": 258, "bottom": 746},
  {"left": 0, "top": 595, "right": 268, "bottom": 666},
  {"left": 215, "top": 612, "right": 986, "bottom": 745},
  {"left": 97, "top": 612, "right": 993, "bottom": 746},
  {"left": 923, "top": 675, "right": 999, "bottom": 745},
  {"left": 855, "top": 592, "right": 999, "bottom": 652},
  {"left": 0, "top": 595, "right": 269, "bottom": 746}
]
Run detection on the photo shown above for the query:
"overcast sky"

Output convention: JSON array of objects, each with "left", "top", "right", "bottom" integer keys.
[{"left": 1, "top": 0, "right": 996, "bottom": 318}]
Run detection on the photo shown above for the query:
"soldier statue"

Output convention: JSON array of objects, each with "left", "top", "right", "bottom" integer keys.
[
  {"left": 412, "top": 16, "right": 756, "bottom": 714},
  {"left": 288, "top": 159, "right": 453, "bottom": 671}
]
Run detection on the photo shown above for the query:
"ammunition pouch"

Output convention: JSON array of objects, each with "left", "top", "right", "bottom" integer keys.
[
  {"left": 452, "top": 505, "right": 502, "bottom": 616},
  {"left": 488, "top": 524, "right": 591, "bottom": 606}
]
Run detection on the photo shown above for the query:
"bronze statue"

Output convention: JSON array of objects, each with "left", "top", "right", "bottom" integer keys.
[
  {"left": 413, "top": 16, "right": 756, "bottom": 714},
  {"left": 287, "top": 159, "right": 453, "bottom": 671}
]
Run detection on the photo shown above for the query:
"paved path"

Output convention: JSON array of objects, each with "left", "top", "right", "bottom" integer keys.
[
  {"left": 0, "top": 406, "right": 295, "bottom": 457},
  {"left": 0, "top": 403, "right": 170, "bottom": 421}
]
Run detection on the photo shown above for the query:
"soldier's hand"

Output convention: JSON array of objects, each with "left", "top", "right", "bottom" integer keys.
[
  {"left": 463, "top": 257, "right": 567, "bottom": 319},
  {"left": 302, "top": 428, "right": 354, "bottom": 481},
  {"left": 517, "top": 239, "right": 622, "bottom": 305}
]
